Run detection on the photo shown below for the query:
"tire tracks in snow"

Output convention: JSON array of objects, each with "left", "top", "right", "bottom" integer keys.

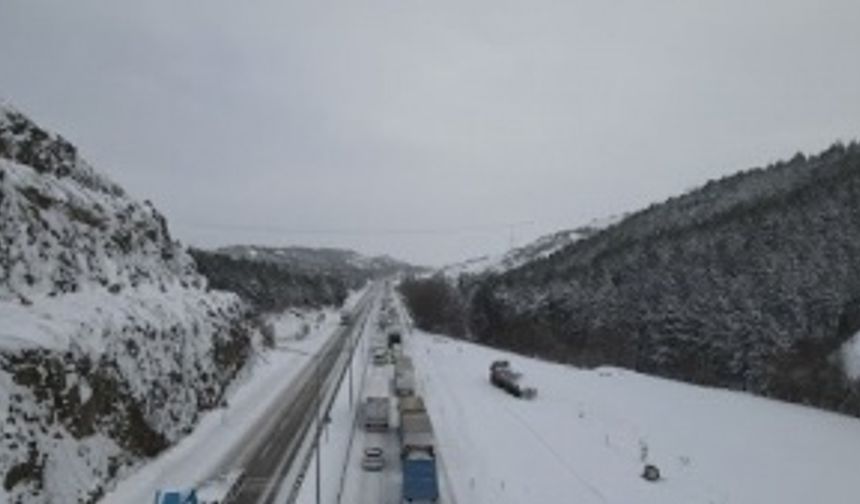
[
  {"left": 417, "top": 337, "right": 509, "bottom": 504},
  {"left": 497, "top": 401, "right": 608, "bottom": 503}
]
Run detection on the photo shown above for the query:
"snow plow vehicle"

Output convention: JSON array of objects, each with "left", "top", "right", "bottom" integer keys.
[{"left": 489, "top": 360, "right": 537, "bottom": 399}]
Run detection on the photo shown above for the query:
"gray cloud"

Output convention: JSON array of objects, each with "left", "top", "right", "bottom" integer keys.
[{"left": 2, "top": 0, "right": 860, "bottom": 265}]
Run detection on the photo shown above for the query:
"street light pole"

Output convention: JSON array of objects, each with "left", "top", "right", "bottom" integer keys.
[
  {"left": 348, "top": 325, "right": 354, "bottom": 410},
  {"left": 309, "top": 288, "right": 375, "bottom": 504},
  {"left": 315, "top": 356, "right": 322, "bottom": 504}
]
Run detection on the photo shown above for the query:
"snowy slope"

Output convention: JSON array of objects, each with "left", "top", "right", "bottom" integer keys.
[
  {"left": 0, "top": 105, "right": 251, "bottom": 503},
  {"left": 409, "top": 331, "right": 860, "bottom": 504},
  {"left": 441, "top": 215, "right": 623, "bottom": 278}
]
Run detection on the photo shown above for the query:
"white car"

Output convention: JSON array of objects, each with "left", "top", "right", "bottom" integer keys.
[{"left": 362, "top": 446, "right": 385, "bottom": 471}]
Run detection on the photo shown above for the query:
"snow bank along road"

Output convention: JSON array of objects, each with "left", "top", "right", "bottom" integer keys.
[{"left": 223, "top": 283, "right": 381, "bottom": 504}]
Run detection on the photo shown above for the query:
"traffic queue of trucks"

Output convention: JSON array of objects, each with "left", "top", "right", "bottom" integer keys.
[
  {"left": 364, "top": 292, "right": 440, "bottom": 503},
  {"left": 392, "top": 345, "right": 439, "bottom": 502}
]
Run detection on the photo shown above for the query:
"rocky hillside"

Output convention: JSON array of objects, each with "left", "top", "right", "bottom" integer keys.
[
  {"left": 409, "top": 142, "right": 860, "bottom": 417},
  {"left": 0, "top": 105, "right": 254, "bottom": 503}
]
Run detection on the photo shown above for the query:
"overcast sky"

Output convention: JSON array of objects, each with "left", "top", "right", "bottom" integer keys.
[{"left": 2, "top": 1, "right": 860, "bottom": 266}]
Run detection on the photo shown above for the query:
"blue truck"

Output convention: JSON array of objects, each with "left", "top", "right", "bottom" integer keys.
[
  {"left": 153, "top": 490, "right": 198, "bottom": 504},
  {"left": 402, "top": 452, "right": 439, "bottom": 503},
  {"left": 154, "top": 469, "right": 243, "bottom": 504}
]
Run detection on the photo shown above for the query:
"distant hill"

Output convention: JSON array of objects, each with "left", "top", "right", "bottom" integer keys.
[
  {"left": 406, "top": 142, "right": 860, "bottom": 418},
  {"left": 190, "top": 248, "right": 351, "bottom": 313},
  {"left": 440, "top": 216, "right": 622, "bottom": 278},
  {"left": 191, "top": 245, "right": 419, "bottom": 316},
  {"left": 404, "top": 217, "right": 621, "bottom": 339},
  {"left": 216, "top": 245, "right": 420, "bottom": 280}
]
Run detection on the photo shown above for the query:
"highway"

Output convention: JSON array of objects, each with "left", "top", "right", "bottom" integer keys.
[
  {"left": 340, "top": 356, "right": 402, "bottom": 504},
  {"left": 224, "top": 283, "right": 380, "bottom": 504}
]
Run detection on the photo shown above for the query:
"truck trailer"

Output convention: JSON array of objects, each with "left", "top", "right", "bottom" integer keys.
[
  {"left": 394, "top": 368, "right": 416, "bottom": 397},
  {"left": 400, "top": 410, "right": 434, "bottom": 458},
  {"left": 398, "top": 395, "right": 426, "bottom": 415},
  {"left": 154, "top": 490, "right": 197, "bottom": 504},
  {"left": 402, "top": 452, "right": 439, "bottom": 503},
  {"left": 363, "top": 396, "right": 391, "bottom": 431}
]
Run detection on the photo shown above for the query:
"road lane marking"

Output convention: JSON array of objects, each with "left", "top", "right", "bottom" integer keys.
[{"left": 261, "top": 442, "right": 273, "bottom": 459}]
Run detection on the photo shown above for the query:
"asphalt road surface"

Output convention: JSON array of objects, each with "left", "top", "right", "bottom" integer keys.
[{"left": 227, "top": 284, "right": 380, "bottom": 504}]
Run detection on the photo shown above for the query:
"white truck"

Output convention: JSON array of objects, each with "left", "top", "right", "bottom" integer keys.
[
  {"left": 394, "top": 368, "right": 416, "bottom": 397},
  {"left": 400, "top": 410, "right": 435, "bottom": 458},
  {"left": 394, "top": 357, "right": 416, "bottom": 396},
  {"left": 363, "top": 396, "right": 391, "bottom": 431}
]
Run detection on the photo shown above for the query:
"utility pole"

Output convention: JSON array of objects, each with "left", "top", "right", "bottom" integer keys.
[
  {"left": 315, "top": 355, "right": 322, "bottom": 504},
  {"left": 506, "top": 220, "right": 534, "bottom": 250},
  {"left": 347, "top": 325, "right": 354, "bottom": 410}
]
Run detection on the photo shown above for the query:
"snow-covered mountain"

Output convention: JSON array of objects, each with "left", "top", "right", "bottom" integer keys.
[
  {"left": 441, "top": 216, "right": 622, "bottom": 278},
  {"left": 0, "top": 105, "right": 253, "bottom": 503}
]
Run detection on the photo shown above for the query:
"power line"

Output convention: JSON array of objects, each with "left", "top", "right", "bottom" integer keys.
[{"left": 173, "top": 220, "right": 537, "bottom": 237}]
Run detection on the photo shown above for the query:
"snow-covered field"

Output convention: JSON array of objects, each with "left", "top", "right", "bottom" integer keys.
[
  {"left": 101, "top": 288, "right": 368, "bottom": 503},
  {"left": 409, "top": 331, "right": 860, "bottom": 504}
]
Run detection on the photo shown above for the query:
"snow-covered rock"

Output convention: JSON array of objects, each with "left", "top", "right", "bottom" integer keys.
[{"left": 0, "top": 104, "right": 252, "bottom": 503}]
